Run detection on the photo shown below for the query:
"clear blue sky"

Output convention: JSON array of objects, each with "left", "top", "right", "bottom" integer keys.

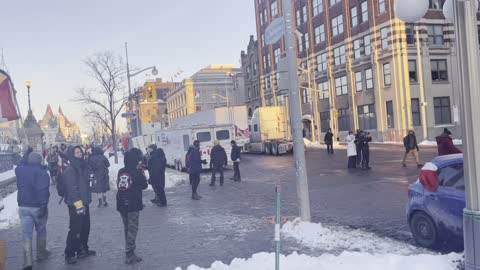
[{"left": 0, "top": 0, "right": 256, "bottom": 132}]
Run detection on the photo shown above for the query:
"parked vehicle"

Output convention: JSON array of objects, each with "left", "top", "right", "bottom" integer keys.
[
  {"left": 245, "top": 106, "right": 293, "bottom": 155},
  {"left": 406, "top": 153, "right": 465, "bottom": 249}
]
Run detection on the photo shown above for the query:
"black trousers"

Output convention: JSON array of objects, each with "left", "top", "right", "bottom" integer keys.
[
  {"left": 326, "top": 143, "right": 334, "bottom": 154},
  {"left": 361, "top": 148, "right": 370, "bottom": 168},
  {"left": 190, "top": 173, "right": 201, "bottom": 195},
  {"left": 65, "top": 205, "right": 90, "bottom": 258},
  {"left": 211, "top": 165, "right": 224, "bottom": 184},
  {"left": 153, "top": 185, "right": 167, "bottom": 205},
  {"left": 233, "top": 162, "right": 241, "bottom": 180},
  {"left": 356, "top": 145, "right": 362, "bottom": 164},
  {"left": 347, "top": 156, "right": 357, "bottom": 169}
]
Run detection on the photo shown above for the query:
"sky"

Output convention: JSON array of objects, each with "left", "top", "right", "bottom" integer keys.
[{"left": 0, "top": 0, "right": 256, "bottom": 132}]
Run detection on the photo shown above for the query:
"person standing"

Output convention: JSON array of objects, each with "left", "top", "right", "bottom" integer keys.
[
  {"left": 402, "top": 129, "right": 423, "bottom": 168},
  {"left": 146, "top": 144, "right": 167, "bottom": 207},
  {"left": 47, "top": 146, "right": 59, "bottom": 185},
  {"left": 63, "top": 146, "right": 96, "bottom": 265},
  {"left": 230, "top": 140, "right": 241, "bottom": 182},
  {"left": 359, "top": 131, "right": 372, "bottom": 170},
  {"left": 209, "top": 141, "right": 227, "bottom": 186},
  {"left": 88, "top": 146, "right": 111, "bottom": 207},
  {"left": 324, "top": 128, "right": 334, "bottom": 154},
  {"left": 186, "top": 140, "right": 206, "bottom": 200},
  {"left": 15, "top": 152, "right": 51, "bottom": 270},
  {"left": 355, "top": 129, "right": 363, "bottom": 166},
  {"left": 116, "top": 148, "right": 148, "bottom": 264},
  {"left": 346, "top": 131, "right": 357, "bottom": 169},
  {"left": 436, "top": 128, "right": 462, "bottom": 156}
]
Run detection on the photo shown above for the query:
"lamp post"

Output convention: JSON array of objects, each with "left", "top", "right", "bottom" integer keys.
[
  {"left": 396, "top": 0, "right": 480, "bottom": 269},
  {"left": 25, "top": 80, "right": 32, "bottom": 113}
]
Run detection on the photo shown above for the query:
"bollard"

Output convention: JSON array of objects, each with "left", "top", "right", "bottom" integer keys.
[{"left": 275, "top": 185, "right": 281, "bottom": 270}]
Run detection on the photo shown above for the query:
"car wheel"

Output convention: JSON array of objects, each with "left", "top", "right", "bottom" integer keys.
[{"left": 410, "top": 212, "right": 439, "bottom": 249}]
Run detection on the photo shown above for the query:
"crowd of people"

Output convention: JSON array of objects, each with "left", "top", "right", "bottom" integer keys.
[{"left": 14, "top": 139, "right": 243, "bottom": 269}]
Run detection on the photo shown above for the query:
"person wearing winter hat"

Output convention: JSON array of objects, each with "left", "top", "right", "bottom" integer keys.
[
  {"left": 146, "top": 144, "right": 168, "bottom": 206},
  {"left": 436, "top": 128, "right": 462, "bottom": 156}
]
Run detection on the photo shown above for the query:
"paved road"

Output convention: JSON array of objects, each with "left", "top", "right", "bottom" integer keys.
[{"left": 0, "top": 145, "right": 439, "bottom": 269}]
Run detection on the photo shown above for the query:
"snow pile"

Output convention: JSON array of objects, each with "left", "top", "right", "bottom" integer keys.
[
  {"left": 304, "top": 139, "right": 347, "bottom": 150},
  {"left": 0, "top": 168, "right": 15, "bottom": 183},
  {"left": 419, "top": 140, "right": 463, "bottom": 146},
  {"left": 0, "top": 191, "right": 19, "bottom": 230},
  {"left": 175, "top": 251, "right": 461, "bottom": 270}
]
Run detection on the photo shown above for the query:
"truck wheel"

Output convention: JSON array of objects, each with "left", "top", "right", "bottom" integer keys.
[
  {"left": 265, "top": 143, "right": 272, "bottom": 155},
  {"left": 272, "top": 143, "right": 279, "bottom": 156}
]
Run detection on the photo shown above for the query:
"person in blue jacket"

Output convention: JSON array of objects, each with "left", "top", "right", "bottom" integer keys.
[{"left": 15, "top": 152, "right": 51, "bottom": 270}]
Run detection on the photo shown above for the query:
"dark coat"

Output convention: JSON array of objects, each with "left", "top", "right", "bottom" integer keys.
[
  {"left": 15, "top": 163, "right": 50, "bottom": 208},
  {"left": 231, "top": 144, "right": 241, "bottom": 162},
  {"left": 147, "top": 148, "right": 166, "bottom": 188},
  {"left": 63, "top": 148, "right": 92, "bottom": 206},
  {"left": 186, "top": 146, "right": 203, "bottom": 174},
  {"left": 436, "top": 135, "right": 462, "bottom": 156},
  {"left": 357, "top": 134, "right": 372, "bottom": 150},
  {"left": 324, "top": 132, "right": 334, "bottom": 143},
  {"left": 403, "top": 134, "right": 419, "bottom": 152},
  {"left": 210, "top": 145, "right": 227, "bottom": 168},
  {"left": 88, "top": 147, "right": 110, "bottom": 193},
  {"left": 116, "top": 148, "right": 148, "bottom": 213}
]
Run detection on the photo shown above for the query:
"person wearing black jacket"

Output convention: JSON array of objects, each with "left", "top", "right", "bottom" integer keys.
[
  {"left": 146, "top": 144, "right": 167, "bottom": 207},
  {"left": 358, "top": 131, "right": 372, "bottom": 170},
  {"left": 88, "top": 146, "right": 110, "bottom": 207},
  {"left": 209, "top": 141, "right": 227, "bottom": 186},
  {"left": 402, "top": 129, "right": 423, "bottom": 168},
  {"left": 355, "top": 129, "right": 363, "bottom": 166},
  {"left": 186, "top": 140, "right": 207, "bottom": 200},
  {"left": 230, "top": 140, "right": 241, "bottom": 182},
  {"left": 324, "top": 128, "right": 334, "bottom": 154},
  {"left": 116, "top": 148, "right": 148, "bottom": 264}
]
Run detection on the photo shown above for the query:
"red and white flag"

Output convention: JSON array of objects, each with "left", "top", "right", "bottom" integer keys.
[{"left": 0, "top": 69, "right": 19, "bottom": 122}]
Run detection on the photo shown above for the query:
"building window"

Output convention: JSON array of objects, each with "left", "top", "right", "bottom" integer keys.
[
  {"left": 302, "top": 88, "right": 310, "bottom": 104},
  {"left": 335, "top": 76, "right": 348, "bottom": 96},
  {"left": 428, "top": 25, "right": 444, "bottom": 45},
  {"left": 314, "top": 24, "right": 325, "bottom": 44},
  {"left": 353, "top": 39, "right": 361, "bottom": 59},
  {"left": 304, "top": 32, "right": 310, "bottom": 51},
  {"left": 331, "top": 14, "right": 344, "bottom": 37},
  {"left": 331, "top": 0, "right": 341, "bottom": 5},
  {"left": 338, "top": 108, "right": 351, "bottom": 131},
  {"left": 364, "top": 35, "right": 371, "bottom": 55},
  {"left": 378, "top": 0, "right": 386, "bottom": 14},
  {"left": 297, "top": 37, "right": 303, "bottom": 53},
  {"left": 431, "top": 59, "right": 448, "bottom": 81},
  {"left": 271, "top": 0, "right": 278, "bottom": 17},
  {"left": 320, "top": 111, "right": 330, "bottom": 132},
  {"left": 317, "top": 53, "right": 328, "bottom": 72},
  {"left": 302, "top": 6, "right": 308, "bottom": 24},
  {"left": 411, "top": 98, "right": 422, "bottom": 126},
  {"left": 365, "top": 68, "right": 374, "bottom": 89},
  {"left": 383, "top": 63, "right": 391, "bottom": 86},
  {"left": 334, "top": 45, "right": 346, "bottom": 65},
  {"left": 381, "top": 27, "right": 389, "bottom": 49},
  {"left": 406, "top": 24, "right": 415, "bottom": 45},
  {"left": 313, "top": 0, "right": 323, "bottom": 16},
  {"left": 355, "top": 71, "right": 363, "bottom": 91},
  {"left": 351, "top": 6, "right": 358, "bottom": 27},
  {"left": 408, "top": 60, "right": 417, "bottom": 82},
  {"left": 274, "top": 48, "right": 281, "bottom": 65},
  {"left": 434, "top": 97, "right": 452, "bottom": 125},
  {"left": 296, "top": 9, "right": 301, "bottom": 26},
  {"left": 429, "top": 0, "right": 445, "bottom": 9},
  {"left": 260, "top": 8, "right": 265, "bottom": 25},
  {"left": 360, "top": 1, "right": 368, "bottom": 23},
  {"left": 318, "top": 81, "right": 329, "bottom": 100},
  {"left": 386, "top": 101, "right": 394, "bottom": 128},
  {"left": 358, "top": 104, "right": 377, "bottom": 130}
]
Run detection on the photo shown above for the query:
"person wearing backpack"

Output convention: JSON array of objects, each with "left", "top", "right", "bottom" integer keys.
[
  {"left": 62, "top": 146, "right": 96, "bottom": 265},
  {"left": 88, "top": 146, "right": 110, "bottom": 208},
  {"left": 116, "top": 148, "right": 148, "bottom": 264}
]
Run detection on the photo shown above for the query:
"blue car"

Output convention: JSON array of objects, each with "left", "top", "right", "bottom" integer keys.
[{"left": 406, "top": 153, "right": 465, "bottom": 249}]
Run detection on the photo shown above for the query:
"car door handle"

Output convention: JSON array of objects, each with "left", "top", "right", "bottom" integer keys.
[{"left": 427, "top": 194, "right": 438, "bottom": 200}]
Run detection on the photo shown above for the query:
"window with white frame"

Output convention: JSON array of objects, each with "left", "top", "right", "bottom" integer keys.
[
  {"left": 335, "top": 76, "right": 348, "bottom": 96},
  {"left": 260, "top": 9, "right": 265, "bottom": 25},
  {"left": 381, "top": 27, "right": 389, "bottom": 49},
  {"left": 365, "top": 68, "right": 374, "bottom": 89},
  {"left": 431, "top": 59, "right": 448, "bottom": 81},
  {"left": 331, "top": 14, "right": 344, "bottom": 37},
  {"left": 296, "top": 9, "right": 301, "bottom": 26},
  {"left": 263, "top": 55, "right": 268, "bottom": 69},
  {"left": 360, "top": 1, "right": 368, "bottom": 23},
  {"left": 428, "top": 25, "right": 444, "bottom": 45},
  {"left": 274, "top": 48, "right": 281, "bottom": 65},
  {"left": 364, "top": 35, "right": 371, "bottom": 55},
  {"left": 317, "top": 53, "right": 328, "bottom": 72},
  {"left": 383, "top": 63, "right": 391, "bottom": 86},
  {"left": 334, "top": 45, "right": 346, "bottom": 65},
  {"left": 378, "top": 0, "right": 386, "bottom": 14},
  {"left": 353, "top": 39, "right": 361, "bottom": 59},
  {"left": 302, "top": 88, "right": 310, "bottom": 104},
  {"left": 304, "top": 32, "right": 310, "bottom": 52},
  {"left": 318, "top": 81, "right": 329, "bottom": 100},
  {"left": 429, "top": 0, "right": 445, "bottom": 10},
  {"left": 406, "top": 24, "right": 415, "bottom": 45},
  {"left": 358, "top": 104, "right": 377, "bottom": 130},
  {"left": 351, "top": 6, "right": 358, "bottom": 27},
  {"left": 271, "top": 0, "right": 278, "bottom": 17},
  {"left": 313, "top": 0, "right": 323, "bottom": 16},
  {"left": 302, "top": 6, "right": 308, "bottom": 24},
  {"left": 314, "top": 24, "right": 325, "bottom": 44},
  {"left": 355, "top": 71, "right": 363, "bottom": 91},
  {"left": 297, "top": 37, "right": 303, "bottom": 53}
]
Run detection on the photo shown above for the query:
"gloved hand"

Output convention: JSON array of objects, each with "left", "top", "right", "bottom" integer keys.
[
  {"left": 38, "top": 207, "right": 48, "bottom": 219},
  {"left": 74, "top": 200, "right": 86, "bottom": 215}
]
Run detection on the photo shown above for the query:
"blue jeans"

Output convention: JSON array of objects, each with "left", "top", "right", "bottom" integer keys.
[{"left": 19, "top": 207, "right": 48, "bottom": 242}]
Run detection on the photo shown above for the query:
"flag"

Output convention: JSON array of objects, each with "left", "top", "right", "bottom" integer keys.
[
  {"left": 0, "top": 69, "right": 19, "bottom": 122},
  {"left": 194, "top": 90, "right": 200, "bottom": 99}
]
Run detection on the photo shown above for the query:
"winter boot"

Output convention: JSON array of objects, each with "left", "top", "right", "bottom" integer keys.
[
  {"left": 98, "top": 198, "right": 103, "bottom": 208},
  {"left": 77, "top": 249, "right": 96, "bottom": 259},
  {"left": 22, "top": 240, "right": 33, "bottom": 270},
  {"left": 209, "top": 178, "right": 216, "bottom": 186},
  {"left": 125, "top": 252, "right": 143, "bottom": 264},
  {"left": 191, "top": 193, "right": 202, "bottom": 200},
  {"left": 36, "top": 238, "right": 51, "bottom": 261},
  {"left": 102, "top": 195, "right": 108, "bottom": 207},
  {"left": 65, "top": 256, "right": 77, "bottom": 265},
  {"left": 220, "top": 177, "right": 224, "bottom": 186}
]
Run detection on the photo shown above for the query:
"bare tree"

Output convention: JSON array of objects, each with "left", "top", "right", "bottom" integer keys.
[{"left": 76, "top": 51, "right": 127, "bottom": 164}]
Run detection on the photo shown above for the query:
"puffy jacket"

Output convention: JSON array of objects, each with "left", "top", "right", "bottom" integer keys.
[
  {"left": 210, "top": 145, "right": 227, "bottom": 167},
  {"left": 147, "top": 148, "right": 166, "bottom": 188},
  {"left": 436, "top": 135, "right": 462, "bottom": 156},
  {"left": 15, "top": 163, "right": 50, "bottom": 208},
  {"left": 88, "top": 147, "right": 110, "bottom": 193},
  {"left": 231, "top": 144, "right": 241, "bottom": 162},
  {"left": 63, "top": 147, "right": 93, "bottom": 206},
  {"left": 403, "top": 134, "right": 419, "bottom": 152},
  {"left": 116, "top": 148, "right": 148, "bottom": 213},
  {"left": 324, "top": 132, "right": 334, "bottom": 143},
  {"left": 186, "top": 146, "right": 203, "bottom": 174}
]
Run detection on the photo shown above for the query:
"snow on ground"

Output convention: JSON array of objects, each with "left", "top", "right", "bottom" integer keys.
[
  {"left": 0, "top": 168, "right": 15, "bottom": 183},
  {"left": 0, "top": 191, "right": 19, "bottom": 230},
  {"left": 304, "top": 139, "right": 347, "bottom": 150}
]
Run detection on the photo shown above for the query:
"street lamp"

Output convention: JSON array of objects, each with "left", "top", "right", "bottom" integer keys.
[
  {"left": 25, "top": 80, "right": 32, "bottom": 112},
  {"left": 397, "top": 1, "right": 480, "bottom": 269}
]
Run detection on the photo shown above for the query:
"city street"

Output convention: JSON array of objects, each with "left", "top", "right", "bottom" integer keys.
[{"left": 0, "top": 144, "right": 441, "bottom": 270}]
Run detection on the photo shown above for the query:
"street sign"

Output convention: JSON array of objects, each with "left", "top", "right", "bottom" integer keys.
[
  {"left": 121, "top": 112, "right": 137, "bottom": 119},
  {"left": 265, "top": 17, "right": 286, "bottom": 45}
]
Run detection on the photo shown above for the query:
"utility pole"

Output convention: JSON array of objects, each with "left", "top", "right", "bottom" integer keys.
[{"left": 281, "top": 0, "right": 311, "bottom": 221}]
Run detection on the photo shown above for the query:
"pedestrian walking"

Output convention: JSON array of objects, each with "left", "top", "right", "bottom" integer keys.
[
  {"left": 355, "top": 129, "right": 363, "bottom": 166},
  {"left": 209, "top": 140, "right": 227, "bottom": 186},
  {"left": 15, "top": 152, "right": 51, "bottom": 270},
  {"left": 358, "top": 131, "right": 372, "bottom": 170},
  {"left": 146, "top": 144, "right": 167, "bottom": 207},
  {"left": 47, "top": 146, "right": 59, "bottom": 185},
  {"left": 324, "top": 128, "right": 334, "bottom": 154},
  {"left": 436, "top": 128, "right": 462, "bottom": 156},
  {"left": 88, "top": 146, "right": 110, "bottom": 207},
  {"left": 116, "top": 148, "right": 148, "bottom": 264},
  {"left": 62, "top": 146, "right": 96, "bottom": 265},
  {"left": 346, "top": 131, "right": 357, "bottom": 169},
  {"left": 230, "top": 140, "right": 242, "bottom": 182},
  {"left": 186, "top": 140, "right": 207, "bottom": 200},
  {"left": 402, "top": 129, "right": 423, "bottom": 168}
]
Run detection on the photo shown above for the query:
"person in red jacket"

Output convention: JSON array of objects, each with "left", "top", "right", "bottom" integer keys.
[{"left": 436, "top": 128, "right": 462, "bottom": 156}]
